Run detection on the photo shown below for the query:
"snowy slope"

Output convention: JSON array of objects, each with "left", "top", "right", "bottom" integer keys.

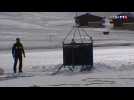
[
  {"left": 0, "top": 12, "right": 134, "bottom": 51},
  {"left": 0, "top": 12, "right": 74, "bottom": 50}
]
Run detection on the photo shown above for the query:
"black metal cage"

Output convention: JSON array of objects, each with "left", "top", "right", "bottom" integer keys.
[
  {"left": 53, "top": 26, "right": 94, "bottom": 74},
  {"left": 63, "top": 42, "right": 93, "bottom": 66},
  {"left": 62, "top": 26, "right": 93, "bottom": 69}
]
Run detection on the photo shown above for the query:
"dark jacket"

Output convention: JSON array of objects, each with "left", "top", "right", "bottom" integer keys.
[{"left": 12, "top": 42, "right": 25, "bottom": 58}]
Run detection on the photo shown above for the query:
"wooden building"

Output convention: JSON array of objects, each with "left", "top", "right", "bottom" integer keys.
[{"left": 75, "top": 13, "right": 105, "bottom": 28}]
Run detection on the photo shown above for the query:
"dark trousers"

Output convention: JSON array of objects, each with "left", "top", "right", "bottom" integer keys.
[{"left": 13, "top": 56, "right": 23, "bottom": 73}]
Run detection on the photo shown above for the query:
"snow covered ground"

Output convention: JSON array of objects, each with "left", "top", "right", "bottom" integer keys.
[
  {"left": 1, "top": 12, "right": 134, "bottom": 87},
  {"left": 0, "top": 46, "right": 134, "bottom": 87}
]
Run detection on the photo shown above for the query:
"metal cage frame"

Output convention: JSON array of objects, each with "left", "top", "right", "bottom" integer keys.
[{"left": 52, "top": 26, "right": 94, "bottom": 75}]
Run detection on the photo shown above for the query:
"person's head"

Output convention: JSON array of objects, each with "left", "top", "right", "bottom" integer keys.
[{"left": 16, "top": 38, "right": 20, "bottom": 43}]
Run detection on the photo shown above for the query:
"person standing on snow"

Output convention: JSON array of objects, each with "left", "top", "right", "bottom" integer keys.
[{"left": 12, "top": 38, "right": 26, "bottom": 73}]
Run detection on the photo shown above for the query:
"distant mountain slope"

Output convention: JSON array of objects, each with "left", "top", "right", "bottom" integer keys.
[{"left": 0, "top": 12, "right": 133, "bottom": 51}]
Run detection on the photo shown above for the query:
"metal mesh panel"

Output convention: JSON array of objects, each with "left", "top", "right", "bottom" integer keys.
[{"left": 63, "top": 43, "right": 93, "bottom": 66}]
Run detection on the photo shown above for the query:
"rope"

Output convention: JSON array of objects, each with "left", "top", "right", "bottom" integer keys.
[
  {"left": 77, "top": 28, "right": 83, "bottom": 43},
  {"left": 81, "top": 28, "right": 92, "bottom": 42},
  {"left": 63, "top": 25, "right": 93, "bottom": 43},
  {"left": 63, "top": 26, "right": 74, "bottom": 43},
  {"left": 72, "top": 27, "right": 77, "bottom": 40}
]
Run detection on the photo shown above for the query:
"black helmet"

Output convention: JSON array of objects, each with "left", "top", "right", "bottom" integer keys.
[{"left": 16, "top": 38, "right": 20, "bottom": 42}]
